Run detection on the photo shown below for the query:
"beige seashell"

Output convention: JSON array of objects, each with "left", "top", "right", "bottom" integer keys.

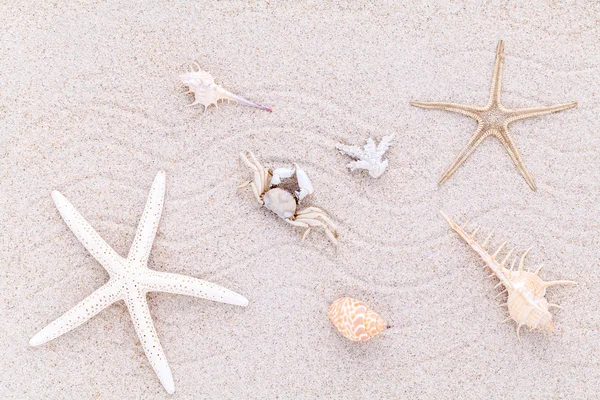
[
  {"left": 441, "top": 211, "right": 576, "bottom": 339},
  {"left": 328, "top": 297, "right": 388, "bottom": 341},
  {"left": 180, "top": 62, "right": 271, "bottom": 112}
]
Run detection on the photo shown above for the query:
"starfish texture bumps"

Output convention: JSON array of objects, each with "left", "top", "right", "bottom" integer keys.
[
  {"left": 411, "top": 40, "right": 577, "bottom": 191},
  {"left": 30, "top": 171, "right": 249, "bottom": 394},
  {"left": 336, "top": 134, "right": 395, "bottom": 178}
]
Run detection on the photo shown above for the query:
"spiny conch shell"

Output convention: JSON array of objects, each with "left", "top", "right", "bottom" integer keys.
[
  {"left": 180, "top": 61, "right": 272, "bottom": 112},
  {"left": 441, "top": 211, "right": 576, "bottom": 339},
  {"left": 329, "top": 297, "right": 389, "bottom": 341}
]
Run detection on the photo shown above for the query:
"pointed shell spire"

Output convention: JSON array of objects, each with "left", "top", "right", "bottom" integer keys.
[{"left": 328, "top": 297, "right": 388, "bottom": 341}]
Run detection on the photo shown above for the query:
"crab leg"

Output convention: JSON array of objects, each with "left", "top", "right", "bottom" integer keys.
[
  {"left": 296, "top": 208, "right": 337, "bottom": 230},
  {"left": 247, "top": 151, "right": 271, "bottom": 193},
  {"left": 238, "top": 181, "right": 262, "bottom": 204},
  {"left": 286, "top": 219, "right": 309, "bottom": 228},
  {"left": 239, "top": 152, "right": 268, "bottom": 201},
  {"left": 295, "top": 212, "right": 337, "bottom": 232},
  {"left": 296, "top": 206, "right": 334, "bottom": 215},
  {"left": 239, "top": 152, "right": 261, "bottom": 188},
  {"left": 321, "top": 229, "right": 338, "bottom": 244},
  {"left": 292, "top": 217, "right": 338, "bottom": 244},
  {"left": 285, "top": 219, "right": 312, "bottom": 238}
]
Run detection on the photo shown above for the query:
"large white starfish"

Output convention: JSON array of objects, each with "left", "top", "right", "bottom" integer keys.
[{"left": 30, "top": 171, "right": 249, "bottom": 394}]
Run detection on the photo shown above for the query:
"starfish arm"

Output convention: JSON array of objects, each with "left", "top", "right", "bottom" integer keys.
[
  {"left": 410, "top": 101, "right": 483, "bottom": 120},
  {"left": 507, "top": 102, "right": 577, "bottom": 123},
  {"left": 141, "top": 270, "right": 249, "bottom": 307},
  {"left": 125, "top": 291, "right": 175, "bottom": 394},
  {"left": 488, "top": 40, "right": 505, "bottom": 106},
  {"left": 439, "top": 125, "right": 489, "bottom": 185},
  {"left": 496, "top": 128, "right": 537, "bottom": 191},
  {"left": 127, "top": 171, "right": 166, "bottom": 266},
  {"left": 29, "top": 279, "right": 122, "bottom": 346},
  {"left": 52, "top": 191, "right": 125, "bottom": 275}
]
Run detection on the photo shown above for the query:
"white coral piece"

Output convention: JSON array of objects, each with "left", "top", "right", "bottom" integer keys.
[{"left": 336, "top": 134, "right": 395, "bottom": 178}]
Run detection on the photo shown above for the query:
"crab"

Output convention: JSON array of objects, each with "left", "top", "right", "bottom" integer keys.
[{"left": 239, "top": 151, "right": 338, "bottom": 244}]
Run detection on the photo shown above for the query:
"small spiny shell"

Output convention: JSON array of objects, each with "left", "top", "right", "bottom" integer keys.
[
  {"left": 442, "top": 212, "right": 575, "bottom": 337},
  {"left": 180, "top": 63, "right": 272, "bottom": 112},
  {"left": 328, "top": 297, "right": 388, "bottom": 341}
]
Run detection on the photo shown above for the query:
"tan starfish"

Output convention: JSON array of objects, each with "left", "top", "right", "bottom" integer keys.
[{"left": 411, "top": 40, "right": 577, "bottom": 191}]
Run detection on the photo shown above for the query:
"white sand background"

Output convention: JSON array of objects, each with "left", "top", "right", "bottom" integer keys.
[{"left": 1, "top": 1, "right": 599, "bottom": 398}]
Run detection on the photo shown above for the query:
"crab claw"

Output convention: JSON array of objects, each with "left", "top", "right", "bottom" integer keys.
[
  {"left": 271, "top": 167, "right": 295, "bottom": 185},
  {"left": 295, "top": 188, "right": 309, "bottom": 201},
  {"left": 294, "top": 164, "right": 314, "bottom": 200}
]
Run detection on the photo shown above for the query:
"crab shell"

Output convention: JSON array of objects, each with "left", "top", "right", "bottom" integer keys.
[
  {"left": 328, "top": 297, "right": 388, "bottom": 341},
  {"left": 263, "top": 188, "right": 296, "bottom": 219}
]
